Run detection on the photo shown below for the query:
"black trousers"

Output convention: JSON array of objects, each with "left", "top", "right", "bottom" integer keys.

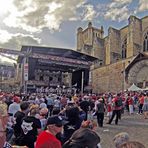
[
  {"left": 47, "top": 105, "right": 54, "bottom": 116},
  {"left": 84, "top": 110, "right": 88, "bottom": 121},
  {"left": 108, "top": 110, "right": 120, "bottom": 125},
  {"left": 97, "top": 113, "right": 104, "bottom": 127},
  {"left": 138, "top": 104, "right": 143, "bottom": 114},
  {"left": 118, "top": 109, "right": 122, "bottom": 120}
]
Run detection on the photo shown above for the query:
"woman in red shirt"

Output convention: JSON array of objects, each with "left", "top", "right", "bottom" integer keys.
[
  {"left": 138, "top": 94, "right": 144, "bottom": 114},
  {"left": 128, "top": 97, "right": 134, "bottom": 115}
]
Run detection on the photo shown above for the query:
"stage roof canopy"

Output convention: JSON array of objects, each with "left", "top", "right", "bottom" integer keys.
[
  {"left": 18, "top": 45, "right": 98, "bottom": 72},
  {"left": 21, "top": 45, "right": 97, "bottom": 61}
]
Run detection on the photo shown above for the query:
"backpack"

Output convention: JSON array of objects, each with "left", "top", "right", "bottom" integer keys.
[
  {"left": 115, "top": 98, "right": 122, "bottom": 107},
  {"left": 97, "top": 102, "right": 105, "bottom": 113}
]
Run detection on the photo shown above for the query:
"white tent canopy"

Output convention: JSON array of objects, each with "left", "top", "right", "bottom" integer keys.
[
  {"left": 128, "top": 83, "right": 142, "bottom": 91},
  {"left": 141, "top": 87, "right": 148, "bottom": 91}
]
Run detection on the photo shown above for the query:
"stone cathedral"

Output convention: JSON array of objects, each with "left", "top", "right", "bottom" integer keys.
[{"left": 76, "top": 15, "right": 148, "bottom": 93}]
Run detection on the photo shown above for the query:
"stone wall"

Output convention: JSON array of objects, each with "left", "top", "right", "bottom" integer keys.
[
  {"left": 120, "top": 26, "right": 128, "bottom": 41},
  {"left": 127, "top": 16, "right": 142, "bottom": 57},
  {"left": 132, "top": 17, "right": 142, "bottom": 55},
  {"left": 91, "top": 59, "right": 131, "bottom": 93},
  {"left": 142, "top": 16, "right": 148, "bottom": 33},
  {"left": 104, "top": 37, "right": 110, "bottom": 65},
  {"left": 77, "top": 27, "right": 83, "bottom": 51},
  {"left": 93, "top": 38, "right": 105, "bottom": 61},
  {"left": 142, "top": 16, "right": 148, "bottom": 51}
]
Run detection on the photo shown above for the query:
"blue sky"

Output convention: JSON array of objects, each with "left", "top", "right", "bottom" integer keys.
[{"left": 0, "top": 0, "right": 147, "bottom": 55}]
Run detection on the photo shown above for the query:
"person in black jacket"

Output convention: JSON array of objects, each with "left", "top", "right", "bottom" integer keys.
[
  {"left": 80, "top": 97, "right": 90, "bottom": 121},
  {"left": 13, "top": 102, "right": 29, "bottom": 138},
  {"left": 63, "top": 106, "right": 82, "bottom": 143}
]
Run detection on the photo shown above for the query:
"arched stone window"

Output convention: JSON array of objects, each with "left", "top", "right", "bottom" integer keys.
[
  {"left": 143, "top": 31, "right": 148, "bottom": 51},
  {"left": 121, "top": 38, "right": 127, "bottom": 59}
]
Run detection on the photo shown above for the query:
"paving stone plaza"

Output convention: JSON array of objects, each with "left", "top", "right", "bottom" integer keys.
[
  {"left": 0, "top": 2, "right": 147, "bottom": 147},
  {"left": 96, "top": 112, "right": 148, "bottom": 148}
]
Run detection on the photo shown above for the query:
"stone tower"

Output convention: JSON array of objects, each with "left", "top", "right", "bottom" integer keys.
[
  {"left": 105, "top": 27, "right": 121, "bottom": 64},
  {"left": 76, "top": 22, "right": 104, "bottom": 61},
  {"left": 77, "top": 27, "right": 83, "bottom": 52},
  {"left": 127, "top": 15, "right": 143, "bottom": 57}
]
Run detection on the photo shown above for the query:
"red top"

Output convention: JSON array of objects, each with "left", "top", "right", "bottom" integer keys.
[
  {"left": 107, "top": 104, "right": 112, "bottom": 112},
  {"left": 128, "top": 98, "right": 133, "bottom": 105},
  {"left": 139, "top": 96, "right": 144, "bottom": 104},
  {"left": 35, "top": 131, "right": 62, "bottom": 148},
  {"left": 112, "top": 97, "right": 122, "bottom": 110}
]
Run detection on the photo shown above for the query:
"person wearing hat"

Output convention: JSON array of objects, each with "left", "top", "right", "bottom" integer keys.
[
  {"left": 95, "top": 98, "right": 105, "bottom": 127},
  {"left": 35, "top": 115, "right": 68, "bottom": 148}
]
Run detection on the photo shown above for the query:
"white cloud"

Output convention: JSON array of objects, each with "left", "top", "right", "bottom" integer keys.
[
  {"left": 82, "top": 4, "right": 97, "bottom": 21},
  {"left": 0, "top": 0, "right": 13, "bottom": 16},
  {"left": 138, "top": 0, "right": 148, "bottom": 12},
  {"left": 0, "top": 30, "right": 40, "bottom": 49},
  {"left": 2, "top": 0, "right": 90, "bottom": 33},
  {"left": 105, "top": 6, "right": 131, "bottom": 22},
  {"left": 109, "top": 0, "right": 132, "bottom": 7},
  {"left": 0, "top": 30, "right": 12, "bottom": 43},
  {"left": 104, "top": 0, "right": 133, "bottom": 22},
  {"left": 0, "top": 55, "right": 17, "bottom": 64}
]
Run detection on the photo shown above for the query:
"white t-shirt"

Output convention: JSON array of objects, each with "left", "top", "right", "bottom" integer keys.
[
  {"left": 39, "top": 103, "right": 47, "bottom": 109},
  {"left": 8, "top": 102, "right": 20, "bottom": 116},
  {"left": 54, "top": 99, "right": 60, "bottom": 108}
]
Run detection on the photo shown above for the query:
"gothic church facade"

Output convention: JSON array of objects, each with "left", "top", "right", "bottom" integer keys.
[{"left": 76, "top": 15, "right": 148, "bottom": 93}]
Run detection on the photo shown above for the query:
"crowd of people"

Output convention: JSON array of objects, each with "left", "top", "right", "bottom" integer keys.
[{"left": 0, "top": 90, "right": 148, "bottom": 148}]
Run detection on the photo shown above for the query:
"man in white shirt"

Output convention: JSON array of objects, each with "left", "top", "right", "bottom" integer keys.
[{"left": 8, "top": 97, "right": 20, "bottom": 117}]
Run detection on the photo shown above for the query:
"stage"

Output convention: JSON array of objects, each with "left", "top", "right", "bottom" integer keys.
[{"left": 18, "top": 45, "right": 98, "bottom": 93}]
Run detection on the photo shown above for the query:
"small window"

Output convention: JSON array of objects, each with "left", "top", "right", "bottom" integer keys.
[
  {"left": 121, "top": 38, "right": 127, "bottom": 59},
  {"left": 143, "top": 31, "right": 148, "bottom": 51}
]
